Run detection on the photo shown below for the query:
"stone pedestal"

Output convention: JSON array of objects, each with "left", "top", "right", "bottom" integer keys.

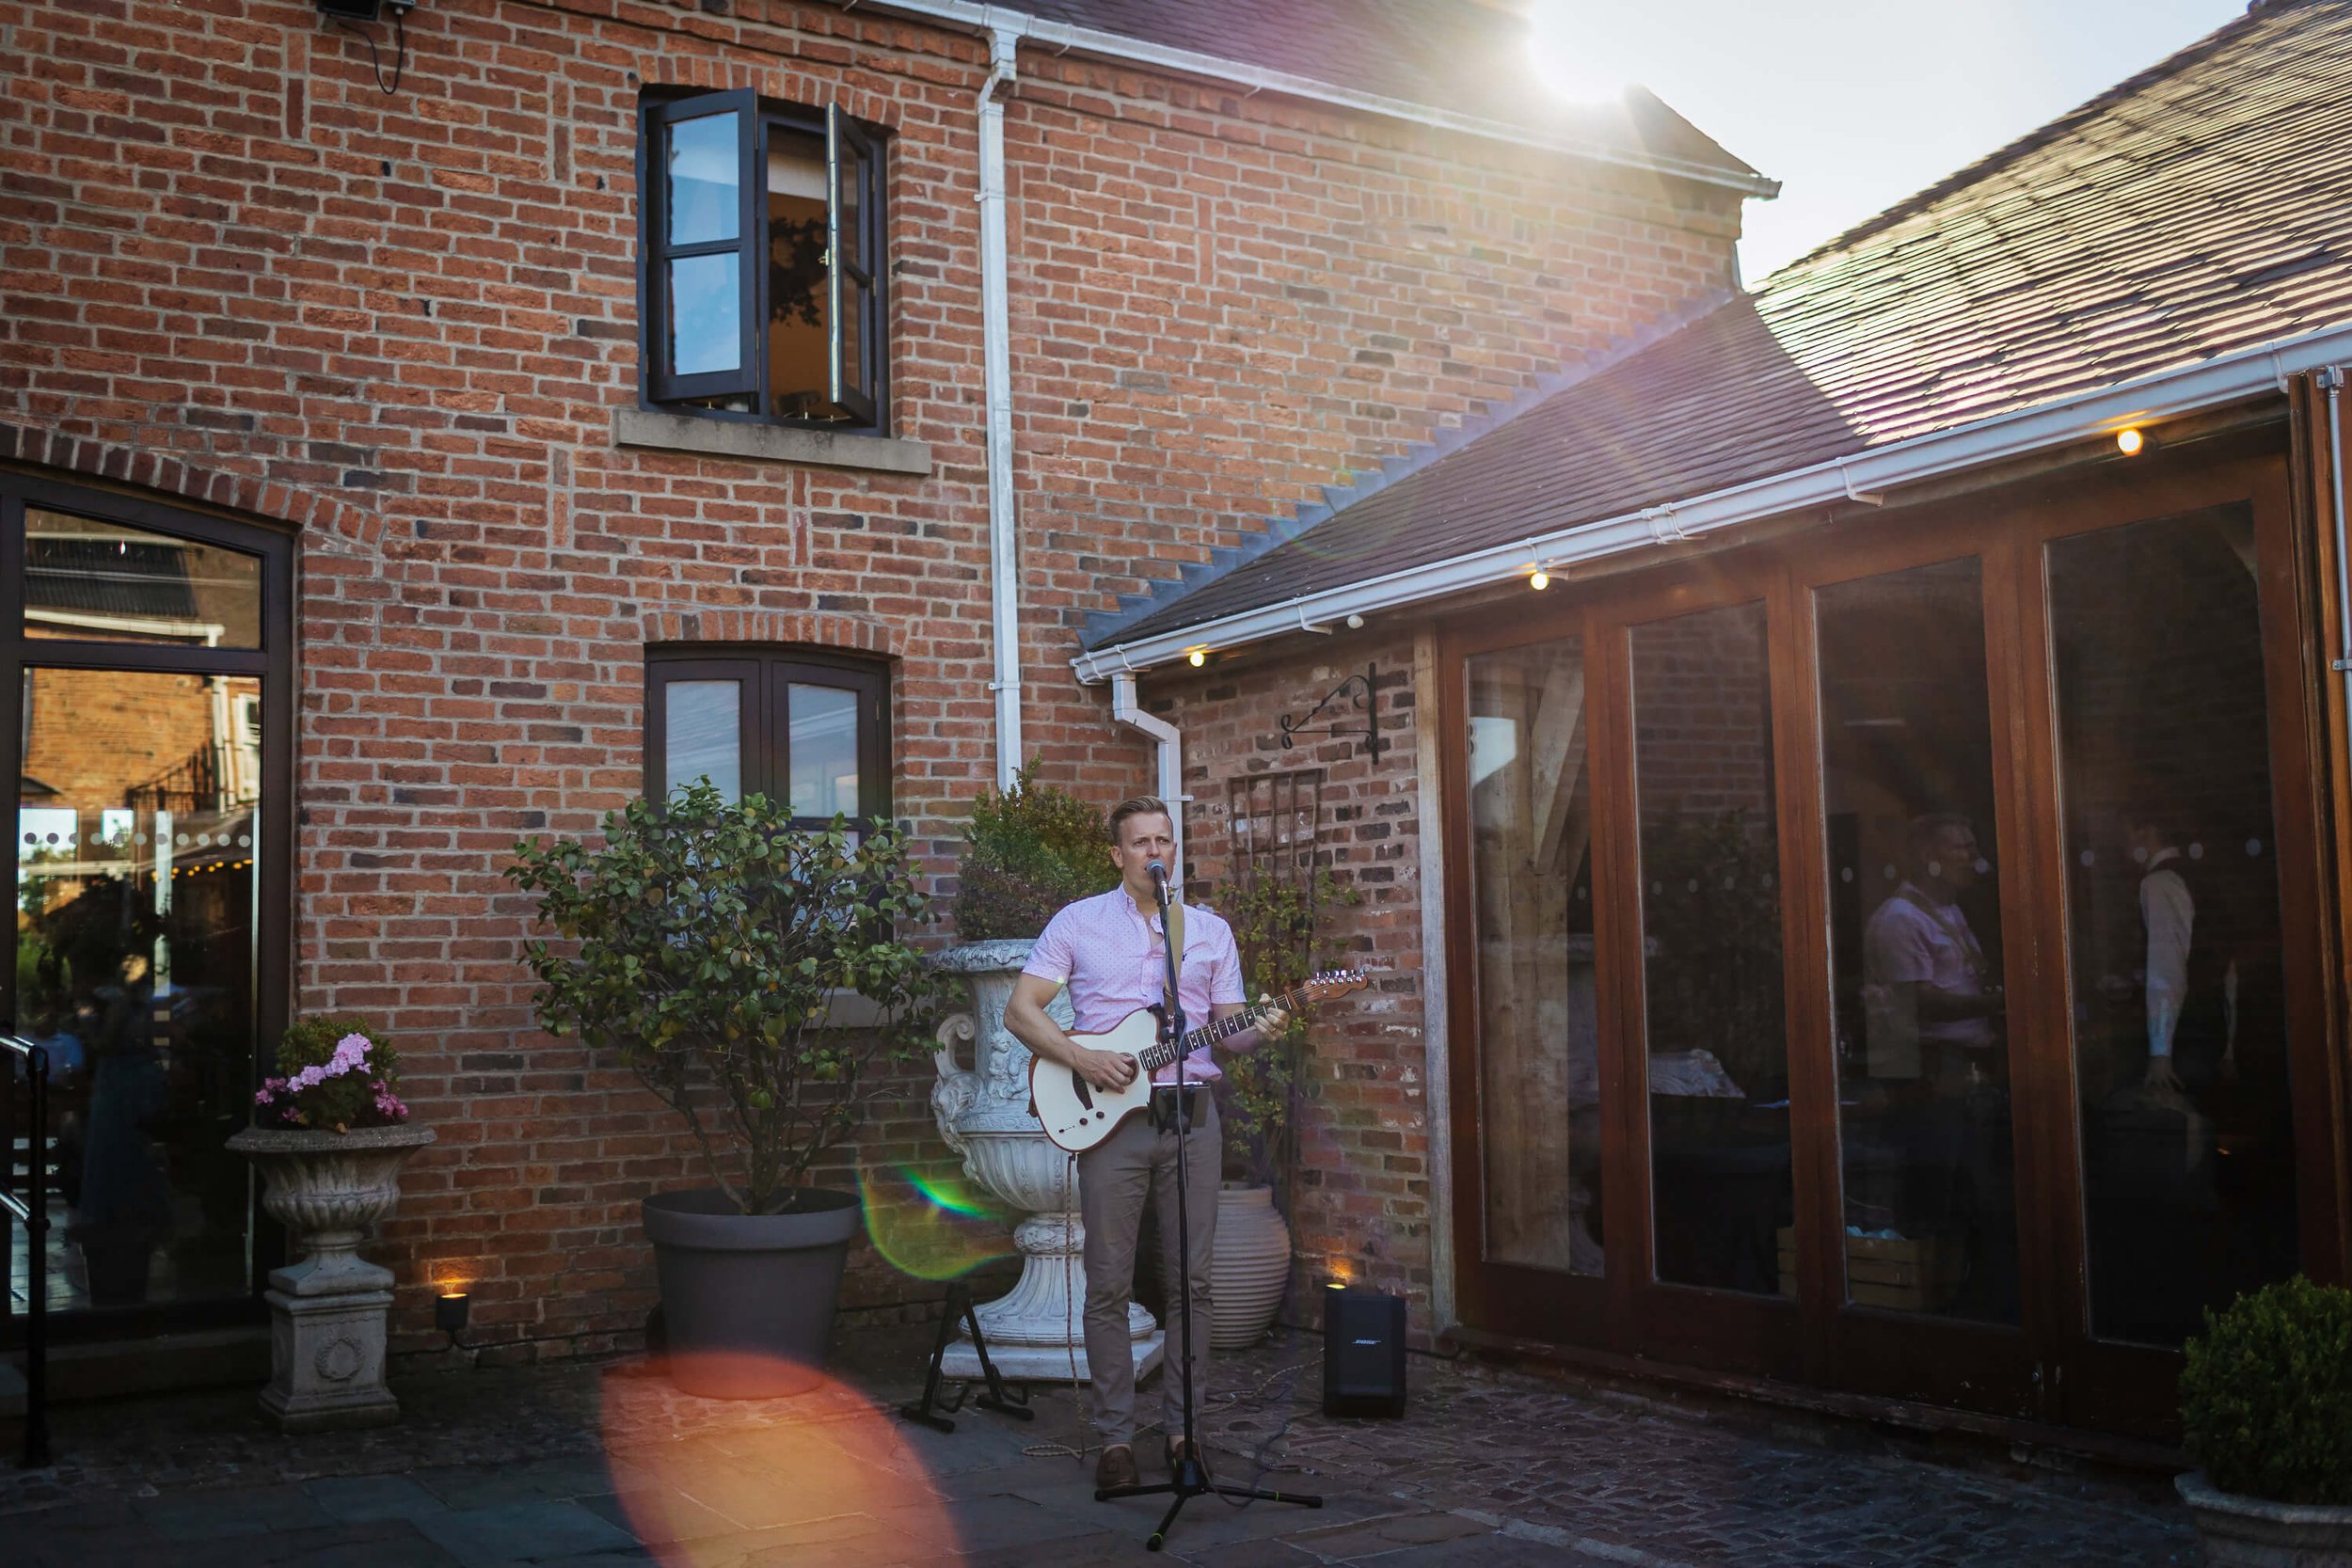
[
  {"left": 228, "top": 1124, "right": 436, "bottom": 1432},
  {"left": 930, "top": 941, "right": 1162, "bottom": 1385}
]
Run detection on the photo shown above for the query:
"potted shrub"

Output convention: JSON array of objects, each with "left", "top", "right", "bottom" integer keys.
[
  {"left": 227, "top": 1015, "right": 433, "bottom": 1431},
  {"left": 2177, "top": 1275, "right": 2352, "bottom": 1563},
  {"left": 509, "top": 783, "right": 935, "bottom": 1398},
  {"left": 1211, "top": 865, "right": 1354, "bottom": 1349}
]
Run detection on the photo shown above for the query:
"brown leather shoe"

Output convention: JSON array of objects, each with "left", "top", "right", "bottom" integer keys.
[
  {"left": 1166, "top": 1436, "right": 1207, "bottom": 1479},
  {"left": 1095, "top": 1444, "right": 1139, "bottom": 1491}
]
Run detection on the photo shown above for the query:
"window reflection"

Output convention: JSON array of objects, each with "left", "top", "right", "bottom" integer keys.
[
  {"left": 662, "top": 680, "right": 741, "bottom": 802},
  {"left": 1631, "top": 603, "right": 1790, "bottom": 1294},
  {"left": 787, "top": 683, "right": 859, "bottom": 820},
  {"left": 2050, "top": 509, "right": 2298, "bottom": 1344},
  {"left": 24, "top": 511, "right": 262, "bottom": 648},
  {"left": 1819, "top": 559, "right": 2018, "bottom": 1323},
  {"left": 14, "top": 669, "right": 262, "bottom": 1310},
  {"left": 1467, "top": 636, "right": 1601, "bottom": 1275}
]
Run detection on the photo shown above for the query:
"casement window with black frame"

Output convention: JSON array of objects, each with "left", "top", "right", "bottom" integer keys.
[
  {"left": 638, "top": 90, "right": 886, "bottom": 430},
  {"left": 645, "top": 650, "right": 890, "bottom": 833}
]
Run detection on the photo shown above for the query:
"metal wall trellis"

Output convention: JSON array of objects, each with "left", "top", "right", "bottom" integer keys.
[{"left": 1225, "top": 769, "right": 1324, "bottom": 898}]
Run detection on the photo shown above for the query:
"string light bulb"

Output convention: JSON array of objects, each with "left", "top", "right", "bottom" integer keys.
[
  {"left": 1186, "top": 648, "right": 1206, "bottom": 667},
  {"left": 2116, "top": 427, "right": 2144, "bottom": 455},
  {"left": 1529, "top": 567, "right": 1550, "bottom": 592}
]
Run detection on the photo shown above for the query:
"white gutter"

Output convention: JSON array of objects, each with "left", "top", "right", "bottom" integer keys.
[
  {"left": 1110, "top": 672, "right": 1184, "bottom": 875},
  {"left": 1072, "top": 320, "right": 2352, "bottom": 683},
  {"left": 859, "top": 0, "right": 1778, "bottom": 198},
  {"left": 978, "top": 19, "right": 1025, "bottom": 789}
]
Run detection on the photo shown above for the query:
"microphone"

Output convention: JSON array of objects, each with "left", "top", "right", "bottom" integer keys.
[{"left": 1146, "top": 859, "right": 1169, "bottom": 890}]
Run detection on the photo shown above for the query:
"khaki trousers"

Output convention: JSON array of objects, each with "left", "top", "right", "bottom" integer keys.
[{"left": 1076, "top": 1090, "right": 1219, "bottom": 1447}]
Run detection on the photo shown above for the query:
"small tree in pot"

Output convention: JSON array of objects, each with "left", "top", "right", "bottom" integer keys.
[
  {"left": 2177, "top": 1275, "right": 2352, "bottom": 1564},
  {"left": 508, "top": 782, "right": 936, "bottom": 1396}
]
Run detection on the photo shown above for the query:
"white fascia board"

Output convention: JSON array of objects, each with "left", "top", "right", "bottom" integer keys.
[
  {"left": 1072, "top": 320, "right": 2352, "bottom": 685},
  {"left": 857, "top": 0, "right": 1780, "bottom": 198}
]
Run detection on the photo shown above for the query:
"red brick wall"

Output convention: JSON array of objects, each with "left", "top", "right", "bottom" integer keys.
[
  {"left": 1151, "top": 640, "right": 1436, "bottom": 1321},
  {"left": 1, "top": 0, "right": 1740, "bottom": 1357}
]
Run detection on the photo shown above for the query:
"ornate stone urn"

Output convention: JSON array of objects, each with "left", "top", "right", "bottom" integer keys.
[
  {"left": 930, "top": 939, "right": 1163, "bottom": 1383},
  {"left": 227, "top": 1123, "right": 437, "bottom": 1432}
]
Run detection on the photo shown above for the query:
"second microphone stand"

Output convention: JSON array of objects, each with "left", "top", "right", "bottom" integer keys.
[{"left": 1094, "top": 867, "right": 1323, "bottom": 1550}]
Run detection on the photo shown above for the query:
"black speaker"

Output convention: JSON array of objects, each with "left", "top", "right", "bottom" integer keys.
[{"left": 1321, "top": 1286, "right": 1406, "bottom": 1417}]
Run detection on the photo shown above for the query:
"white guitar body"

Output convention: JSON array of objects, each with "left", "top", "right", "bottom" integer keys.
[
  {"left": 1029, "top": 1006, "right": 1165, "bottom": 1154},
  {"left": 1026, "top": 971, "right": 1368, "bottom": 1155}
]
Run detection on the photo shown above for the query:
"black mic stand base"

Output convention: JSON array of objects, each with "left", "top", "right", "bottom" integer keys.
[{"left": 1097, "top": 1457, "right": 1323, "bottom": 1551}]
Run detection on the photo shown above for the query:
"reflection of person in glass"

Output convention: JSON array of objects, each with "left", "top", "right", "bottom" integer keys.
[
  {"left": 1862, "top": 813, "right": 2006, "bottom": 1085},
  {"left": 74, "top": 950, "right": 173, "bottom": 1303},
  {"left": 2129, "top": 817, "right": 2236, "bottom": 1093}
]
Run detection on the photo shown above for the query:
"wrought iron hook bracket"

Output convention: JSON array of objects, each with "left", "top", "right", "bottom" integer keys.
[{"left": 1278, "top": 660, "right": 1386, "bottom": 761}]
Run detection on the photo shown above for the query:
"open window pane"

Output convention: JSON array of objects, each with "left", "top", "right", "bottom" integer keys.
[
  {"left": 24, "top": 511, "right": 262, "bottom": 649},
  {"left": 667, "top": 111, "right": 741, "bottom": 245},
  {"left": 669, "top": 254, "right": 742, "bottom": 378},
  {"left": 1631, "top": 602, "right": 1791, "bottom": 1295},
  {"left": 1818, "top": 559, "right": 2018, "bottom": 1323},
  {"left": 2049, "top": 509, "right": 2298, "bottom": 1345},
  {"left": 1467, "top": 635, "right": 1601, "bottom": 1275},
  {"left": 765, "top": 126, "right": 832, "bottom": 419},
  {"left": 663, "top": 680, "right": 741, "bottom": 802},
  {"left": 787, "top": 683, "right": 859, "bottom": 819}
]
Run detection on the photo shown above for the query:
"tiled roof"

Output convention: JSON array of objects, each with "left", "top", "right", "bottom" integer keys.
[
  {"left": 1089, "top": 0, "right": 2352, "bottom": 652},
  {"left": 1002, "top": 0, "right": 1765, "bottom": 187}
]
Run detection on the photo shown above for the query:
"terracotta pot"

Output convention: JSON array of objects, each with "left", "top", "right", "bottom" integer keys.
[
  {"left": 1210, "top": 1182, "right": 1291, "bottom": 1349},
  {"left": 2178, "top": 1471, "right": 2352, "bottom": 1566}
]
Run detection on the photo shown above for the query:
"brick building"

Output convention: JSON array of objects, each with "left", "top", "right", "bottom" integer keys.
[
  {"left": 1, "top": 0, "right": 1768, "bottom": 1382},
  {"left": 21, "top": 0, "right": 2352, "bottom": 1449}
]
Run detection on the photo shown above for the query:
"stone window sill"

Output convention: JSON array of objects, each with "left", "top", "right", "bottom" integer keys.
[{"left": 612, "top": 407, "right": 931, "bottom": 477}]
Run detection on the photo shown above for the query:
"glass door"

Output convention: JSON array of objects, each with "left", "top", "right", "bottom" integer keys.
[
  {"left": 1802, "top": 546, "right": 2043, "bottom": 1415},
  {"left": 4, "top": 488, "right": 290, "bottom": 1329},
  {"left": 2024, "top": 477, "right": 2333, "bottom": 1433}
]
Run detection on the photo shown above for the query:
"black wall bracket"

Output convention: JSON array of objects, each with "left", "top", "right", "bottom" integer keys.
[{"left": 1278, "top": 660, "right": 1385, "bottom": 762}]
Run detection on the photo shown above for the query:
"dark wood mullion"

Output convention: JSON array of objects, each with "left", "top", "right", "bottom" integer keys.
[
  {"left": 0, "top": 492, "right": 23, "bottom": 1038},
  {"left": 1979, "top": 525, "right": 2073, "bottom": 1423},
  {"left": 1585, "top": 607, "right": 1649, "bottom": 1356},
  {"left": 1766, "top": 555, "right": 1845, "bottom": 1391}
]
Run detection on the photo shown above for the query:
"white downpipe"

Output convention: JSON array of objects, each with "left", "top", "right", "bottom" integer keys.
[
  {"left": 1072, "top": 319, "right": 2352, "bottom": 683},
  {"left": 1110, "top": 673, "right": 1183, "bottom": 877},
  {"left": 979, "top": 20, "right": 1025, "bottom": 789}
]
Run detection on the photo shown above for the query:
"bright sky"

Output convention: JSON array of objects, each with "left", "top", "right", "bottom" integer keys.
[{"left": 1525, "top": 0, "right": 2249, "bottom": 282}]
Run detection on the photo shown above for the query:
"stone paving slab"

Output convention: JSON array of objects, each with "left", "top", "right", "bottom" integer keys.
[{"left": 0, "top": 1322, "right": 2202, "bottom": 1566}]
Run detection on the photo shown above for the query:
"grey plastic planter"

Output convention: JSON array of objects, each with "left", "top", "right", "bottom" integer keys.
[
  {"left": 642, "top": 1187, "right": 862, "bottom": 1398},
  {"left": 2178, "top": 1471, "right": 2352, "bottom": 1566}
]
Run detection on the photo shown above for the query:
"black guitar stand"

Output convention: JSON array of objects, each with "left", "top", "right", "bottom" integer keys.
[
  {"left": 1096, "top": 866, "right": 1322, "bottom": 1548},
  {"left": 898, "top": 1279, "right": 1035, "bottom": 1433}
]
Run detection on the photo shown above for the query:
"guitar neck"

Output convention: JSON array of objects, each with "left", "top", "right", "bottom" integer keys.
[{"left": 1136, "top": 981, "right": 1320, "bottom": 1075}]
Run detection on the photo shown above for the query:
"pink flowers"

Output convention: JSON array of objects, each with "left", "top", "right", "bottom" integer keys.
[{"left": 253, "top": 1026, "right": 409, "bottom": 1130}]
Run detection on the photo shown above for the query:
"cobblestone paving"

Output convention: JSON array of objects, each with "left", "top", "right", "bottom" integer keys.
[{"left": 0, "top": 1323, "right": 2199, "bottom": 1565}]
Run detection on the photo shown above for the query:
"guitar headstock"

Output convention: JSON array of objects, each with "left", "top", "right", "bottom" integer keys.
[{"left": 1297, "top": 968, "right": 1371, "bottom": 1004}]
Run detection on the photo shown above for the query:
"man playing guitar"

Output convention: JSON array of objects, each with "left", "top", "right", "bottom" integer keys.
[{"left": 1003, "top": 795, "right": 1286, "bottom": 1493}]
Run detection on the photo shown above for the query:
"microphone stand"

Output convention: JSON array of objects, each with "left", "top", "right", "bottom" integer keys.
[{"left": 1095, "top": 865, "right": 1323, "bottom": 1549}]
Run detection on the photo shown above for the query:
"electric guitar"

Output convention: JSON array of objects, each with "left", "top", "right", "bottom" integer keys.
[{"left": 1029, "top": 970, "right": 1370, "bottom": 1153}]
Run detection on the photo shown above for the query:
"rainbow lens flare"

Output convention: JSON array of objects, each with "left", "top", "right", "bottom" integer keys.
[{"left": 857, "top": 1161, "right": 1013, "bottom": 1282}]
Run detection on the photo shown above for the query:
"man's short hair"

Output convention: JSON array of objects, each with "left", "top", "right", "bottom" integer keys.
[
  {"left": 1108, "top": 796, "right": 1172, "bottom": 842},
  {"left": 1908, "top": 811, "right": 1975, "bottom": 856}
]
